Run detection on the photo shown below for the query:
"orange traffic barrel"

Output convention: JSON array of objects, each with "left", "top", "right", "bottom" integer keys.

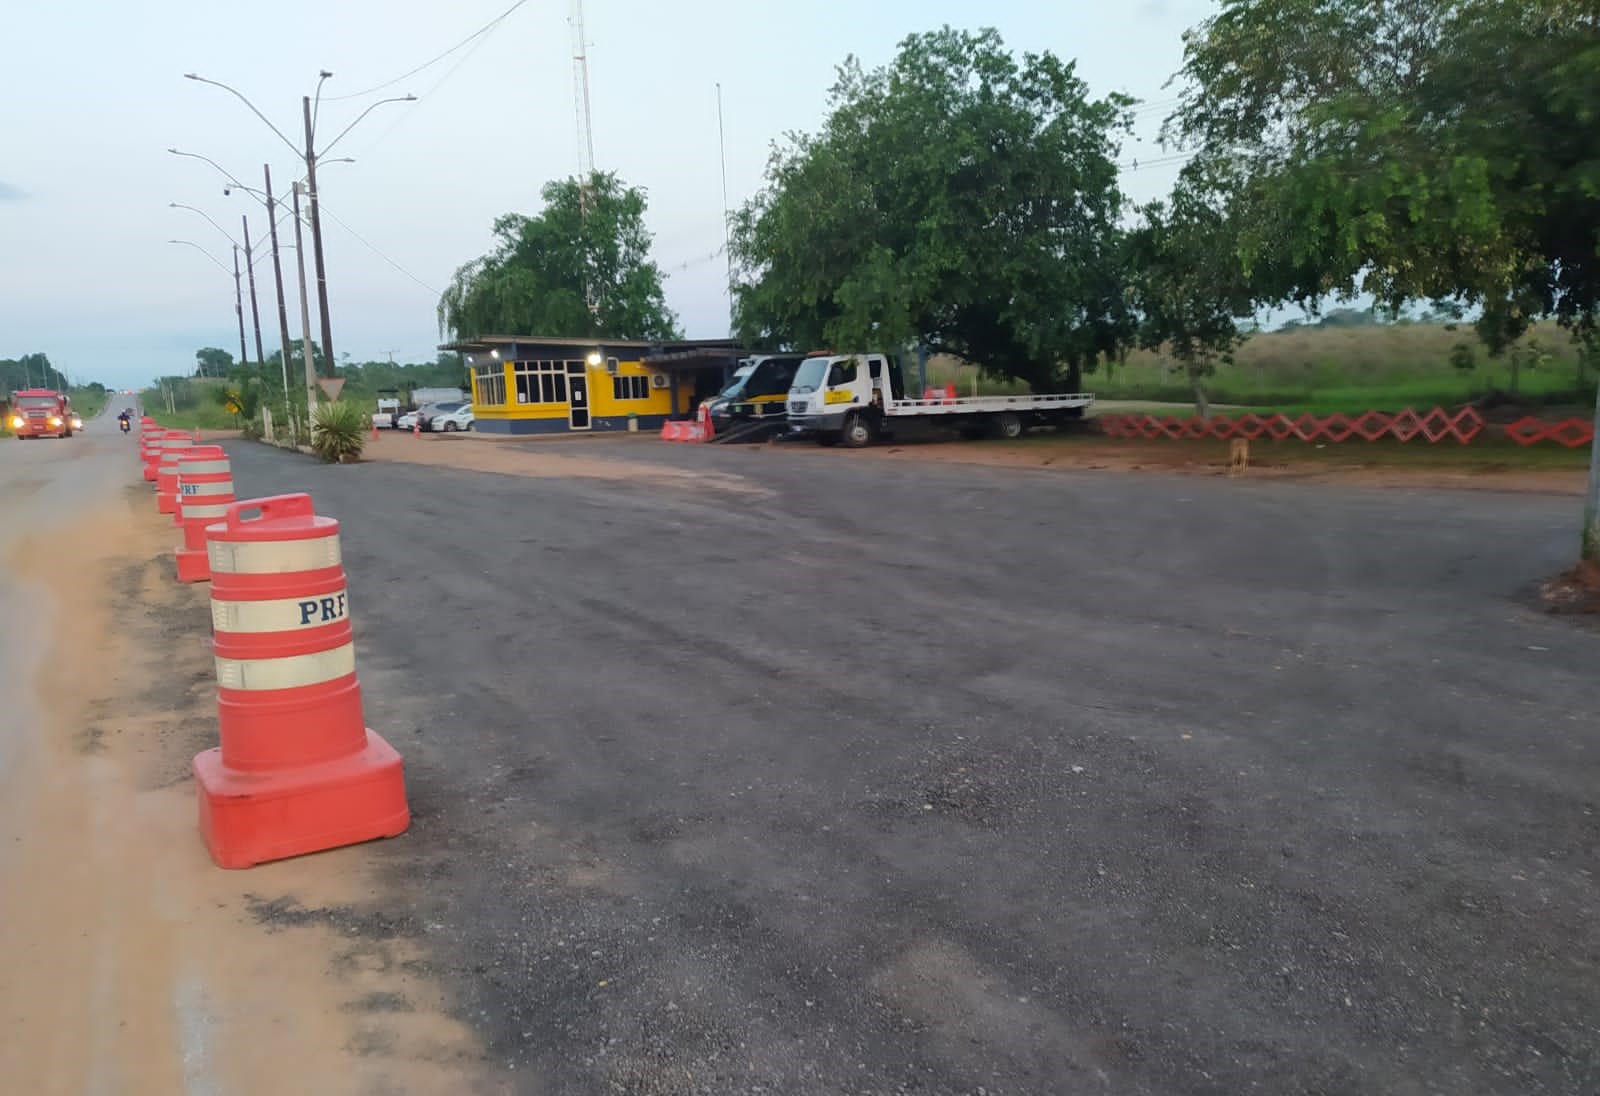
[
  {"left": 193, "top": 493, "right": 409, "bottom": 868},
  {"left": 140, "top": 421, "right": 165, "bottom": 480},
  {"left": 174, "top": 447, "right": 233, "bottom": 582},
  {"left": 155, "top": 433, "right": 196, "bottom": 511}
]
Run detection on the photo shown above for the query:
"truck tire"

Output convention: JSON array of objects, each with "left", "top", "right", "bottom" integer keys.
[
  {"left": 994, "top": 411, "right": 1024, "bottom": 439},
  {"left": 840, "top": 413, "right": 875, "bottom": 449}
]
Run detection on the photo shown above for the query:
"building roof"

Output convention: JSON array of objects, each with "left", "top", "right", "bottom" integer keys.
[{"left": 440, "top": 335, "right": 748, "bottom": 370}]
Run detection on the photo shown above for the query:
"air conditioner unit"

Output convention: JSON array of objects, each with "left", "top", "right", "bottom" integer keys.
[{"left": 649, "top": 373, "right": 670, "bottom": 389}]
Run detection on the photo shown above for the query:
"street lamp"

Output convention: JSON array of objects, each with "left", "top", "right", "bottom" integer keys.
[
  {"left": 169, "top": 239, "right": 248, "bottom": 373},
  {"left": 184, "top": 71, "right": 414, "bottom": 377},
  {"left": 173, "top": 148, "right": 320, "bottom": 434}
]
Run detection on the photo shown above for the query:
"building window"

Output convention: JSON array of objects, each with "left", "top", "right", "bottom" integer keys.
[
  {"left": 474, "top": 362, "right": 505, "bottom": 406},
  {"left": 513, "top": 360, "right": 576, "bottom": 404},
  {"left": 611, "top": 375, "right": 650, "bottom": 401}
]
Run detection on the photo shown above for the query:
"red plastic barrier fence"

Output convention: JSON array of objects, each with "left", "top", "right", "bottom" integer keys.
[
  {"left": 1505, "top": 417, "right": 1595, "bottom": 448},
  {"left": 1097, "top": 407, "right": 1485, "bottom": 445}
]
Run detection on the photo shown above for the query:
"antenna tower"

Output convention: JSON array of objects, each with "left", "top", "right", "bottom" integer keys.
[{"left": 571, "top": 0, "right": 597, "bottom": 215}]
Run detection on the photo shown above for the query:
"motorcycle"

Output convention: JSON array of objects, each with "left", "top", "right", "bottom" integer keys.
[{"left": 119, "top": 417, "right": 131, "bottom": 434}]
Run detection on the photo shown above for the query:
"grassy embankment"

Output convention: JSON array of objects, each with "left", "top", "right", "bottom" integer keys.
[
  {"left": 920, "top": 322, "right": 1595, "bottom": 472},
  {"left": 926, "top": 321, "right": 1596, "bottom": 415}
]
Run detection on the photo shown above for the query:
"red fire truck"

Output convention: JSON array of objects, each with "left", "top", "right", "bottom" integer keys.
[{"left": 7, "top": 388, "right": 76, "bottom": 439}]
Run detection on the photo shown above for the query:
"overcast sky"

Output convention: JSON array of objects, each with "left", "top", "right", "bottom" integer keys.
[{"left": 1, "top": 0, "right": 1216, "bottom": 389}]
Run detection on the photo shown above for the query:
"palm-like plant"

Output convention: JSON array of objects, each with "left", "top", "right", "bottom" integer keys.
[{"left": 310, "top": 400, "right": 367, "bottom": 463}]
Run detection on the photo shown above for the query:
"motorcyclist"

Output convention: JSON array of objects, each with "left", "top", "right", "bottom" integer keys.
[{"left": 118, "top": 408, "right": 132, "bottom": 433}]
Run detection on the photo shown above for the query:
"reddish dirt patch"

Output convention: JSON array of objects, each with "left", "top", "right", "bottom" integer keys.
[{"left": 1540, "top": 561, "right": 1600, "bottom": 614}]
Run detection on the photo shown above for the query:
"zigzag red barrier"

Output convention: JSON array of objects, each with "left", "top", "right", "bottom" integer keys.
[
  {"left": 1097, "top": 407, "right": 1486, "bottom": 444},
  {"left": 1505, "top": 417, "right": 1595, "bottom": 447}
]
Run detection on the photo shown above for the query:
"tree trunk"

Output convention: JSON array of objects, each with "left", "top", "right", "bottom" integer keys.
[
  {"left": 1066, "top": 358, "right": 1083, "bottom": 394},
  {"left": 1189, "top": 364, "right": 1211, "bottom": 420},
  {"left": 1509, "top": 349, "right": 1522, "bottom": 399}
]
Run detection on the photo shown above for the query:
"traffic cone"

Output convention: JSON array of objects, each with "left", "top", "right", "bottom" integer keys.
[
  {"left": 412, "top": 419, "right": 420, "bottom": 437},
  {"left": 370, "top": 421, "right": 379, "bottom": 441},
  {"left": 193, "top": 426, "right": 202, "bottom": 442}
]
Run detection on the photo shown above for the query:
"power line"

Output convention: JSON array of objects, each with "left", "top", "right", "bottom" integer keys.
[
  {"left": 324, "top": 0, "right": 532, "bottom": 102},
  {"left": 348, "top": 17, "right": 503, "bottom": 159},
  {"left": 314, "top": 199, "right": 442, "bottom": 296}
]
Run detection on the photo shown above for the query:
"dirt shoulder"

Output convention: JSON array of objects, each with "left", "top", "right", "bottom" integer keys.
[
  {"left": 340, "top": 426, "right": 1589, "bottom": 496},
  {"left": 0, "top": 482, "right": 502, "bottom": 1094}
]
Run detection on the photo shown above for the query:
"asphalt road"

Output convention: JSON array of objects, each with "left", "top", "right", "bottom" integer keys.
[
  {"left": 0, "top": 405, "right": 127, "bottom": 788},
  {"left": 215, "top": 439, "right": 1600, "bottom": 1093}
]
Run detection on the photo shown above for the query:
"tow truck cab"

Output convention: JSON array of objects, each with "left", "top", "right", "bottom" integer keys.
[
  {"left": 8, "top": 388, "right": 74, "bottom": 439},
  {"left": 703, "top": 354, "right": 805, "bottom": 430},
  {"left": 786, "top": 353, "right": 903, "bottom": 442}
]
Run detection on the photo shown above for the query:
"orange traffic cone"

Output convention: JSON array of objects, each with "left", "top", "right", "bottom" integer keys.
[
  {"left": 193, "top": 426, "right": 202, "bottom": 442},
  {"left": 370, "top": 421, "right": 379, "bottom": 441}
]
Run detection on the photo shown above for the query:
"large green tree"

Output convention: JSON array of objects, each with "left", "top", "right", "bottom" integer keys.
[
  {"left": 1, "top": 352, "right": 64, "bottom": 392},
  {"left": 1171, "top": 0, "right": 1600, "bottom": 557},
  {"left": 1128, "top": 169, "right": 1255, "bottom": 419},
  {"left": 194, "top": 347, "right": 234, "bottom": 378},
  {"left": 731, "top": 27, "right": 1134, "bottom": 391},
  {"left": 438, "top": 172, "right": 679, "bottom": 341}
]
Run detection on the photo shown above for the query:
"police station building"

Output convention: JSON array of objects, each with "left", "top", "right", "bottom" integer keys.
[{"left": 443, "top": 336, "right": 747, "bottom": 436}]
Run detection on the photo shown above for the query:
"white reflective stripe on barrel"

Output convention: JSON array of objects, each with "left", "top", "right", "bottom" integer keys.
[
  {"left": 208, "top": 535, "right": 342, "bottom": 575},
  {"left": 178, "top": 458, "right": 231, "bottom": 475},
  {"left": 180, "top": 502, "right": 230, "bottom": 519},
  {"left": 181, "top": 480, "right": 235, "bottom": 496},
  {"left": 211, "top": 586, "right": 349, "bottom": 634},
  {"left": 214, "top": 642, "right": 355, "bottom": 690}
]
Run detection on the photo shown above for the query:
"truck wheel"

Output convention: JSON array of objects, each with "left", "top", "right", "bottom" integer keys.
[
  {"left": 994, "top": 411, "right": 1024, "bottom": 439},
  {"left": 840, "top": 413, "right": 875, "bottom": 448}
]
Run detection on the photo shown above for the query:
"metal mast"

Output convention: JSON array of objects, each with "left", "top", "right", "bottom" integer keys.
[{"left": 571, "top": 0, "right": 596, "bottom": 214}]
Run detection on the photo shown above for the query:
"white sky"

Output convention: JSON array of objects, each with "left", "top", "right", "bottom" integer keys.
[{"left": 0, "top": 0, "right": 1216, "bottom": 389}]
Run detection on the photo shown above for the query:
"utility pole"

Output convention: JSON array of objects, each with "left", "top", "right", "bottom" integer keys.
[
  {"left": 263, "top": 164, "right": 294, "bottom": 432},
  {"left": 303, "top": 96, "right": 333, "bottom": 375},
  {"left": 716, "top": 82, "right": 734, "bottom": 338},
  {"left": 241, "top": 214, "right": 265, "bottom": 366},
  {"left": 1585, "top": 343, "right": 1600, "bottom": 562},
  {"left": 291, "top": 182, "right": 319, "bottom": 417},
  {"left": 232, "top": 245, "right": 248, "bottom": 371}
]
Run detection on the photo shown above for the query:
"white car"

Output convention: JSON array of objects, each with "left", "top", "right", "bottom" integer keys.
[
  {"left": 396, "top": 409, "right": 422, "bottom": 432},
  {"left": 422, "top": 402, "right": 475, "bottom": 432}
]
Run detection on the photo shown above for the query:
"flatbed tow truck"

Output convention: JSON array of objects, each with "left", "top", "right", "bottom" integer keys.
[{"left": 785, "top": 353, "right": 1093, "bottom": 447}]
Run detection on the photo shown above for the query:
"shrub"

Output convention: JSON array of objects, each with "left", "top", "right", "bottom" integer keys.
[{"left": 310, "top": 400, "right": 367, "bottom": 463}]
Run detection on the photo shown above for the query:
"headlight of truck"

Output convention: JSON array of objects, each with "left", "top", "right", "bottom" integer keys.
[{"left": 49, "top": 416, "right": 62, "bottom": 425}]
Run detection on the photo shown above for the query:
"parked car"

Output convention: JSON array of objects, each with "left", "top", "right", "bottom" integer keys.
[
  {"left": 420, "top": 401, "right": 474, "bottom": 432},
  {"left": 396, "top": 408, "right": 423, "bottom": 432}
]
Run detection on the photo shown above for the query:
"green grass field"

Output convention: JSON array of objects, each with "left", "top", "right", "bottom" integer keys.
[
  {"left": 924, "top": 321, "right": 1597, "bottom": 415},
  {"left": 140, "top": 403, "right": 242, "bottom": 431}
]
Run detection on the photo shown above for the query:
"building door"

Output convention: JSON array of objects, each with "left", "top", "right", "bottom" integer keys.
[{"left": 567, "top": 363, "right": 591, "bottom": 430}]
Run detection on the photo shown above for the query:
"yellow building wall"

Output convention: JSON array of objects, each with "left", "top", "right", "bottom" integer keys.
[{"left": 471, "top": 358, "right": 696, "bottom": 423}]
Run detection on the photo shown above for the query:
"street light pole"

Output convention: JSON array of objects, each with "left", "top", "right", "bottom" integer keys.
[
  {"left": 231, "top": 245, "right": 248, "bottom": 371},
  {"left": 291, "top": 182, "right": 318, "bottom": 417},
  {"left": 263, "top": 164, "right": 295, "bottom": 433},
  {"left": 302, "top": 94, "right": 334, "bottom": 376},
  {"left": 241, "top": 214, "right": 265, "bottom": 366}
]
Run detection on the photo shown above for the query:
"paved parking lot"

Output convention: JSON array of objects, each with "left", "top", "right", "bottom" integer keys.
[{"left": 221, "top": 438, "right": 1600, "bottom": 1094}]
